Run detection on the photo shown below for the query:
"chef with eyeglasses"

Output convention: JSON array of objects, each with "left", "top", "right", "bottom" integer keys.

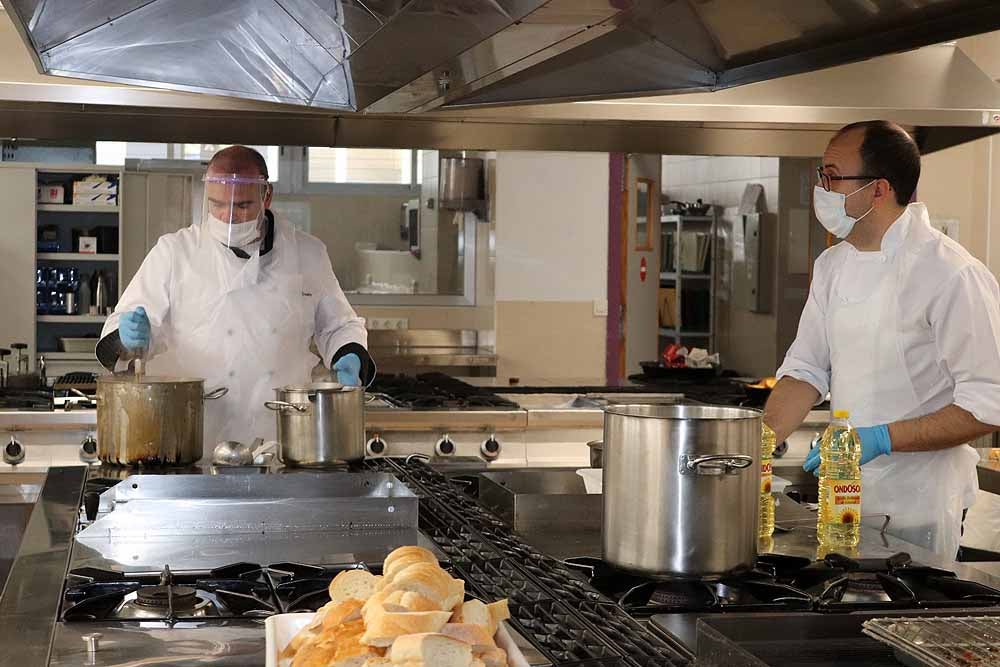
[
  {"left": 764, "top": 120, "right": 1000, "bottom": 557},
  {"left": 97, "top": 145, "right": 375, "bottom": 457}
]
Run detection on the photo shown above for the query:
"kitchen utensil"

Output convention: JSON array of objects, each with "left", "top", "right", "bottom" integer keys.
[
  {"left": 265, "top": 383, "right": 365, "bottom": 466},
  {"left": 93, "top": 272, "right": 108, "bottom": 313},
  {"left": 602, "top": 404, "right": 761, "bottom": 577},
  {"left": 587, "top": 439, "right": 603, "bottom": 468},
  {"left": 96, "top": 376, "right": 227, "bottom": 465},
  {"left": 211, "top": 437, "right": 271, "bottom": 467}
]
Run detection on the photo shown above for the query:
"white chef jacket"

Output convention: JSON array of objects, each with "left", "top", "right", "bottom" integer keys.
[
  {"left": 99, "top": 214, "right": 370, "bottom": 450},
  {"left": 778, "top": 203, "right": 1000, "bottom": 435}
]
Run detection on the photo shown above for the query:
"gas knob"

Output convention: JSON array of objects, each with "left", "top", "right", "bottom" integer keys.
[
  {"left": 435, "top": 435, "right": 456, "bottom": 457},
  {"left": 4, "top": 436, "right": 25, "bottom": 465},
  {"left": 480, "top": 435, "right": 501, "bottom": 460},
  {"left": 80, "top": 435, "right": 98, "bottom": 463},
  {"left": 366, "top": 435, "right": 387, "bottom": 457}
]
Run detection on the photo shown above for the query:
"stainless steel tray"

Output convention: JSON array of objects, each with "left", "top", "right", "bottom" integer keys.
[
  {"left": 478, "top": 470, "right": 602, "bottom": 532},
  {"left": 78, "top": 472, "right": 418, "bottom": 538},
  {"left": 863, "top": 616, "right": 1000, "bottom": 667}
]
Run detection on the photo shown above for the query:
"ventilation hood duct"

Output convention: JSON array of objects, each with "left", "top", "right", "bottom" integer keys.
[{"left": 6, "top": 0, "right": 1000, "bottom": 114}]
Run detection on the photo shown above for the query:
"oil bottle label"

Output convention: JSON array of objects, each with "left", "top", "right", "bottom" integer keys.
[
  {"left": 824, "top": 479, "right": 861, "bottom": 525},
  {"left": 761, "top": 460, "right": 773, "bottom": 494}
]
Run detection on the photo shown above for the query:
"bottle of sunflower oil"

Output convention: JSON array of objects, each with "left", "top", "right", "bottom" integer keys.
[
  {"left": 759, "top": 423, "right": 776, "bottom": 538},
  {"left": 817, "top": 410, "right": 862, "bottom": 549}
]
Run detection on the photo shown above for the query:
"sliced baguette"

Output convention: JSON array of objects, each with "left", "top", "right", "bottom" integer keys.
[
  {"left": 329, "top": 569, "right": 381, "bottom": 604},
  {"left": 478, "top": 646, "right": 509, "bottom": 667},
  {"left": 452, "top": 599, "right": 510, "bottom": 636},
  {"left": 322, "top": 598, "right": 365, "bottom": 632},
  {"left": 383, "top": 546, "right": 439, "bottom": 580},
  {"left": 487, "top": 600, "right": 510, "bottom": 630},
  {"left": 361, "top": 609, "right": 453, "bottom": 647},
  {"left": 380, "top": 590, "right": 441, "bottom": 613},
  {"left": 380, "top": 563, "right": 455, "bottom": 607},
  {"left": 389, "top": 633, "right": 473, "bottom": 667},
  {"left": 439, "top": 623, "right": 497, "bottom": 652},
  {"left": 291, "top": 638, "right": 339, "bottom": 667}
]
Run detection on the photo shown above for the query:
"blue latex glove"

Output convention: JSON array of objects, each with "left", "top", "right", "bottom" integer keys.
[
  {"left": 333, "top": 353, "right": 362, "bottom": 386},
  {"left": 119, "top": 307, "right": 150, "bottom": 352},
  {"left": 803, "top": 424, "right": 892, "bottom": 476}
]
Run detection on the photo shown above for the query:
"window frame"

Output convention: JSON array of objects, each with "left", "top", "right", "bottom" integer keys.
[{"left": 297, "top": 146, "right": 422, "bottom": 196}]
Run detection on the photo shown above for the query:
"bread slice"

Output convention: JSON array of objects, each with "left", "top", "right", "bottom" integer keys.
[
  {"left": 383, "top": 546, "right": 439, "bottom": 580},
  {"left": 362, "top": 658, "right": 392, "bottom": 667},
  {"left": 329, "top": 569, "right": 381, "bottom": 604},
  {"left": 380, "top": 590, "right": 441, "bottom": 613},
  {"left": 439, "top": 623, "right": 497, "bottom": 652},
  {"left": 380, "top": 563, "right": 455, "bottom": 607},
  {"left": 281, "top": 600, "right": 337, "bottom": 660},
  {"left": 487, "top": 600, "right": 510, "bottom": 631},
  {"left": 321, "top": 598, "right": 365, "bottom": 632},
  {"left": 389, "top": 633, "right": 473, "bottom": 667},
  {"left": 292, "top": 638, "right": 339, "bottom": 667},
  {"left": 477, "top": 646, "right": 508, "bottom": 667},
  {"left": 360, "top": 609, "right": 453, "bottom": 647}
]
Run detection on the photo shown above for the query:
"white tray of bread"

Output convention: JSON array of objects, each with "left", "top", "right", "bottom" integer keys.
[{"left": 267, "top": 545, "right": 529, "bottom": 667}]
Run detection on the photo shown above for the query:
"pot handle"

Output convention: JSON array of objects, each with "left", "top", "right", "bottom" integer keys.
[
  {"left": 680, "top": 453, "right": 753, "bottom": 476},
  {"left": 264, "top": 400, "right": 309, "bottom": 413},
  {"left": 204, "top": 387, "right": 228, "bottom": 400}
]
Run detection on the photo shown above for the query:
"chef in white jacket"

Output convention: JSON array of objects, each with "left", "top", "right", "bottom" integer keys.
[
  {"left": 765, "top": 121, "right": 1000, "bottom": 558},
  {"left": 98, "top": 146, "right": 374, "bottom": 456}
]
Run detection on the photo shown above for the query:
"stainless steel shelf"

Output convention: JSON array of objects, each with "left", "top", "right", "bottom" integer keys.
[
  {"left": 37, "top": 204, "right": 119, "bottom": 213},
  {"left": 37, "top": 253, "right": 119, "bottom": 261},
  {"left": 37, "top": 315, "right": 107, "bottom": 323}
]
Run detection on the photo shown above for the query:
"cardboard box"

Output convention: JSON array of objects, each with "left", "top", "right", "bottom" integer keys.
[
  {"left": 36, "top": 185, "right": 64, "bottom": 203},
  {"left": 659, "top": 288, "right": 677, "bottom": 328},
  {"left": 72, "top": 192, "right": 118, "bottom": 206},
  {"left": 73, "top": 176, "right": 118, "bottom": 195}
]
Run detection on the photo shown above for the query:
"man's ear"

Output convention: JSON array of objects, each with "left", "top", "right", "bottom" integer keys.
[
  {"left": 263, "top": 183, "right": 273, "bottom": 208},
  {"left": 875, "top": 178, "right": 893, "bottom": 205}
]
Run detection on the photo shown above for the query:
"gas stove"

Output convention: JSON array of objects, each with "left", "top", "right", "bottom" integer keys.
[
  {"left": 370, "top": 372, "right": 521, "bottom": 410},
  {"left": 562, "top": 551, "right": 1000, "bottom": 617},
  {"left": 60, "top": 561, "right": 386, "bottom": 623}
]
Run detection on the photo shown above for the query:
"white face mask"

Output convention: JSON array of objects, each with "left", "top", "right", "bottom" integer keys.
[
  {"left": 206, "top": 213, "right": 262, "bottom": 248},
  {"left": 813, "top": 180, "right": 876, "bottom": 239}
]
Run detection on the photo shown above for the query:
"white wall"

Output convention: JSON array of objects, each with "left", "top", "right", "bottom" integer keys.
[
  {"left": 495, "top": 152, "right": 609, "bottom": 302},
  {"left": 494, "top": 152, "right": 609, "bottom": 381}
]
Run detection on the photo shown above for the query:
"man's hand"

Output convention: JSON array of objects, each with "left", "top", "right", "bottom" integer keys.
[
  {"left": 119, "top": 307, "right": 150, "bottom": 352},
  {"left": 802, "top": 424, "right": 892, "bottom": 475},
  {"left": 333, "top": 353, "right": 361, "bottom": 386}
]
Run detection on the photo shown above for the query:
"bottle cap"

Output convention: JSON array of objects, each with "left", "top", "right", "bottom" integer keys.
[{"left": 833, "top": 409, "right": 850, "bottom": 419}]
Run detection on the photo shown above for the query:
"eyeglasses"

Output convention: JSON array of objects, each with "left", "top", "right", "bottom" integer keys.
[{"left": 816, "top": 167, "right": 882, "bottom": 192}]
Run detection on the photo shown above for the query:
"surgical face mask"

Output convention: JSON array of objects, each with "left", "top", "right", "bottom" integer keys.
[
  {"left": 813, "top": 180, "right": 876, "bottom": 239},
  {"left": 206, "top": 213, "right": 261, "bottom": 248}
]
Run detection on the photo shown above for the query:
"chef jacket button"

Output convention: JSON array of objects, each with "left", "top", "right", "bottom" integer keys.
[
  {"left": 267, "top": 370, "right": 274, "bottom": 378},
  {"left": 880, "top": 255, "right": 887, "bottom": 263},
  {"left": 271, "top": 328, "right": 278, "bottom": 335},
  {"left": 228, "top": 371, "right": 236, "bottom": 378},
  {"left": 227, "top": 328, "right": 234, "bottom": 336}
]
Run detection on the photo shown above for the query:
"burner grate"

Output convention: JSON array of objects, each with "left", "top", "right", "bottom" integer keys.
[{"left": 366, "top": 457, "right": 691, "bottom": 666}]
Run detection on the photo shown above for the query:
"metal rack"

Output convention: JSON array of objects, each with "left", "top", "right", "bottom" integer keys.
[
  {"left": 659, "top": 214, "right": 717, "bottom": 351},
  {"left": 366, "top": 457, "right": 692, "bottom": 666}
]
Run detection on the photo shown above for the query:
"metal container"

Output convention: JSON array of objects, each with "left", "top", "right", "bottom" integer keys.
[
  {"left": 602, "top": 404, "right": 761, "bottom": 578},
  {"left": 440, "top": 157, "right": 484, "bottom": 210},
  {"left": 265, "top": 383, "right": 365, "bottom": 466},
  {"left": 97, "top": 376, "right": 227, "bottom": 465}
]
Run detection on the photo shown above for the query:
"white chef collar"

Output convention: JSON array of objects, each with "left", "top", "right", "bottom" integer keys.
[{"left": 850, "top": 204, "right": 912, "bottom": 261}]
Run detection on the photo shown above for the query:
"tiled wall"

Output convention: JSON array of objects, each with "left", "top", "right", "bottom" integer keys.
[
  {"left": 662, "top": 155, "right": 783, "bottom": 377},
  {"left": 662, "top": 155, "right": 779, "bottom": 213}
]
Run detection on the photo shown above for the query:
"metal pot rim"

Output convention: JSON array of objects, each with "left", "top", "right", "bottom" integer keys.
[
  {"left": 603, "top": 404, "right": 762, "bottom": 420},
  {"left": 98, "top": 375, "right": 206, "bottom": 385},
  {"left": 276, "top": 382, "right": 361, "bottom": 393}
]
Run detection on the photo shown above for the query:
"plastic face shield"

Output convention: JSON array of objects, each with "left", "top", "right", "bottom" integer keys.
[{"left": 201, "top": 173, "right": 269, "bottom": 248}]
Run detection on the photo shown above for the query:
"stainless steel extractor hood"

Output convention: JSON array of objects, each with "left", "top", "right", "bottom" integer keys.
[{"left": 6, "top": 0, "right": 1000, "bottom": 114}]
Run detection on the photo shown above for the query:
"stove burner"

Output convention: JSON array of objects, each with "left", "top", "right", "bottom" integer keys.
[
  {"left": 369, "top": 373, "right": 520, "bottom": 410},
  {"left": 134, "top": 584, "right": 197, "bottom": 609}
]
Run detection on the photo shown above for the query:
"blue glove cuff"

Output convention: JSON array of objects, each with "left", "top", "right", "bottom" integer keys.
[{"left": 867, "top": 424, "right": 892, "bottom": 457}]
